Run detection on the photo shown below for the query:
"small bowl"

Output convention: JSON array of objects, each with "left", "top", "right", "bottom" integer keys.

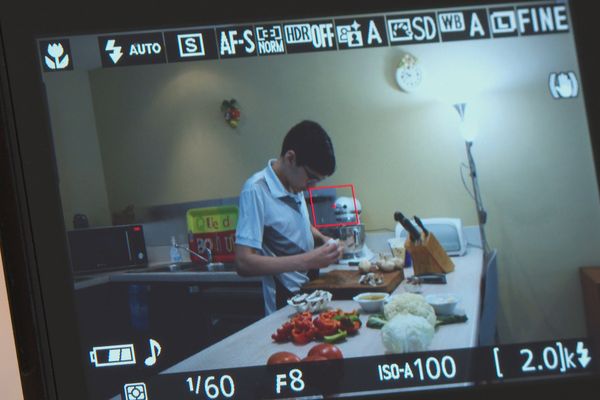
[
  {"left": 353, "top": 292, "right": 390, "bottom": 313},
  {"left": 287, "top": 290, "right": 332, "bottom": 313},
  {"left": 425, "top": 293, "right": 459, "bottom": 315},
  {"left": 404, "top": 279, "right": 423, "bottom": 294}
]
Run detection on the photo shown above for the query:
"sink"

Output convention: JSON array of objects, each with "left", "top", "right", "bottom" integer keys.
[
  {"left": 206, "top": 262, "right": 238, "bottom": 272},
  {"left": 128, "top": 262, "right": 237, "bottom": 273}
]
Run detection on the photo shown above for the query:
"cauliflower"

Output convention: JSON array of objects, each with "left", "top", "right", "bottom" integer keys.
[
  {"left": 381, "top": 313, "right": 434, "bottom": 353},
  {"left": 383, "top": 292, "right": 436, "bottom": 327}
]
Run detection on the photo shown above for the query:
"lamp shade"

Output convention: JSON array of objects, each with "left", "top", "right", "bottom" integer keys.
[
  {"left": 453, "top": 103, "right": 478, "bottom": 142},
  {"left": 459, "top": 117, "right": 478, "bottom": 142}
]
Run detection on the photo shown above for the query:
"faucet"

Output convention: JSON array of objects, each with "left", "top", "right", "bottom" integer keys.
[{"left": 174, "top": 243, "right": 213, "bottom": 264}]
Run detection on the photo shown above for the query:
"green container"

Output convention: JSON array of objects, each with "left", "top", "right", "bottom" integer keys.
[{"left": 186, "top": 205, "right": 238, "bottom": 234}]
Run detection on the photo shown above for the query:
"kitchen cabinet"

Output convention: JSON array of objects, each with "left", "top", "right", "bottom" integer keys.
[
  {"left": 75, "top": 277, "right": 263, "bottom": 399},
  {"left": 74, "top": 281, "right": 131, "bottom": 346},
  {"left": 107, "top": 268, "right": 265, "bottom": 347},
  {"left": 74, "top": 281, "right": 139, "bottom": 400},
  {"left": 200, "top": 284, "right": 265, "bottom": 346},
  {"left": 74, "top": 276, "right": 264, "bottom": 364}
]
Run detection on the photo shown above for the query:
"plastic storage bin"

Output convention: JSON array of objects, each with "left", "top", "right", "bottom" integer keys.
[{"left": 186, "top": 206, "right": 238, "bottom": 263}]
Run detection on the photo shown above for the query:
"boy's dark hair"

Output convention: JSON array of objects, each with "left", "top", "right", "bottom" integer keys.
[{"left": 280, "top": 120, "right": 336, "bottom": 176}]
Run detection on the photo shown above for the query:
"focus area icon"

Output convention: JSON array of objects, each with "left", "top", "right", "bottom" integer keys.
[{"left": 124, "top": 382, "right": 148, "bottom": 400}]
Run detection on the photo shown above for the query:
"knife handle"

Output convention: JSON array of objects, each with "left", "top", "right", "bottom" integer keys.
[
  {"left": 405, "top": 219, "right": 422, "bottom": 244},
  {"left": 393, "top": 211, "right": 411, "bottom": 240},
  {"left": 394, "top": 211, "right": 421, "bottom": 243},
  {"left": 393, "top": 211, "right": 404, "bottom": 223}
]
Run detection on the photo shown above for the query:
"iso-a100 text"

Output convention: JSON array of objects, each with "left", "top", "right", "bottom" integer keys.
[{"left": 377, "top": 355, "right": 457, "bottom": 382}]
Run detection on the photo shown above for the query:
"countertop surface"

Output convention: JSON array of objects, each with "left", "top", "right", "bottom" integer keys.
[
  {"left": 73, "top": 262, "right": 262, "bottom": 290},
  {"left": 163, "top": 245, "right": 484, "bottom": 374}
]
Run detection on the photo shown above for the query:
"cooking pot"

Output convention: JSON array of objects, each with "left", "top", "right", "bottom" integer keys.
[{"left": 338, "top": 224, "right": 366, "bottom": 258}]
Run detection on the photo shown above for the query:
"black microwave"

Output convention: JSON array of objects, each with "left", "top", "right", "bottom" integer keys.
[{"left": 67, "top": 224, "right": 148, "bottom": 274}]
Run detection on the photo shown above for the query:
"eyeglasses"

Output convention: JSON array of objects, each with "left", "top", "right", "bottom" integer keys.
[{"left": 302, "top": 166, "right": 325, "bottom": 184}]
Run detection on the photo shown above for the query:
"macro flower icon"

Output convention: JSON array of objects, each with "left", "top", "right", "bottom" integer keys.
[{"left": 45, "top": 43, "right": 70, "bottom": 70}]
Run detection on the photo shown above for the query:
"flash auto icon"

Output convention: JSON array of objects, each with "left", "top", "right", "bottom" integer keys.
[
  {"left": 124, "top": 382, "right": 148, "bottom": 400},
  {"left": 549, "top": 71, "right": 579, "bottom": 99}
]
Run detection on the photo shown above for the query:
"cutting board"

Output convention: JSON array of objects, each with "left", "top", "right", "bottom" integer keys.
[{"left": 302, "top": 270, "right": 404, "bottom": 300}]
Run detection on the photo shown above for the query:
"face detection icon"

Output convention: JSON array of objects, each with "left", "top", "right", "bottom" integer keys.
[{"left": 337, "top": 20, "right": 363, "bottom": 47}]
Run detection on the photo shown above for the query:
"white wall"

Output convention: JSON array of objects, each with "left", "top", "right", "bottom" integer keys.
[{"left": 45, "top": 33, "right": 600, "bottom": 344}]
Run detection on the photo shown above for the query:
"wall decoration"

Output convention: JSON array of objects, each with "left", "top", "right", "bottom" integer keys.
[{"left": 221, "top": 99, "right": 241, "bottom": 128}]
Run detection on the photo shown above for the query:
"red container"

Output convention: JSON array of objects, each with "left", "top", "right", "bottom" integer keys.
[{"left": 188, "top": 230, "right": 236, "bottom": 264}]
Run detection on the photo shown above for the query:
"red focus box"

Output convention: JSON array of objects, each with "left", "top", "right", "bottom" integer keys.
[{"left": 308, "top": 184, "right": 360, "bottom": 228}]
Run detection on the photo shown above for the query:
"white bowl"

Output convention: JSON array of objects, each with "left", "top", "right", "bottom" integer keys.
[
  {"left": 353, "top": 292, "right": 390, "bottom": 313},
  {"left": 287, "top": 290, "right": 332, "bottom": 313},
  {"left": 425, "top": 293, "right": 459, "bottom": 315}
]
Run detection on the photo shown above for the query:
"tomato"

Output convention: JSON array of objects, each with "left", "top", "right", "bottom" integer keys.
[
  {"left": 307, "top": 343, "right": 344, "bottom": 360},
  {"left": 267, "top": 351, "right": 301, "bottom": 365},
  {"left": 301, "top": 355, "right": 328, "bottom": 362}
]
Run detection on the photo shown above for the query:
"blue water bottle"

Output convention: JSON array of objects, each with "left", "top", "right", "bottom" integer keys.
[{"left": 405, "top": 250, "right": 412, "bottom": 267}]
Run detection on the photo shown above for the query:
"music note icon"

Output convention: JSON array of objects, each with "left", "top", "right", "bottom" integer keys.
[{"left": 144, "top": 338, "right": 162, "bottom": 367}]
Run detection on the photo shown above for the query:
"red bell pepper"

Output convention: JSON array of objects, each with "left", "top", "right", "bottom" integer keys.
[
  {"left": 313, "top": 314, "right": 340, "bottom": 337},
  {"left": 338, "top": 316, "right": 362, "bottom": 335},
  {"left": 271, "top": 321, "right": 294, "bottom": 342},
  {"left": 291, "top": 327, "right": 315, "bottom": 345}
]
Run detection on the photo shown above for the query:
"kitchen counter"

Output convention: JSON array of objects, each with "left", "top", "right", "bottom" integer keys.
[
  {"left": 163, "top": 245, "right": 485, "bottom": 374},
  {"left": 73, "top": 262, "right": 262, "bottom": 290},
  {"left": 109, "top": 269, "right": 262, "bottom": 284}
]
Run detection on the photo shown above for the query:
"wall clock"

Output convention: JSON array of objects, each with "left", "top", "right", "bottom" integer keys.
[{"left": 395, "top": 53, "right": 423, "bottom": 93}]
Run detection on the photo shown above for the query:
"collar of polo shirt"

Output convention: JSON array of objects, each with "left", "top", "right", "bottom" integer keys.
[{"left": 265, "top": 159, "right": 301, "bottom": 199}]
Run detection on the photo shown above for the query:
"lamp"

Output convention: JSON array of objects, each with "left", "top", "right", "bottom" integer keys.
[{"left": 454, "top": 103, "right": 491, "bottom": 261}]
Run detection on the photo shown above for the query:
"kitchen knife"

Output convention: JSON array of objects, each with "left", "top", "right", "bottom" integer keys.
[
  {"left": 394, "top": 211, "right": 422, "bottom": 243},
  {"left": 413, "top": 215, "right": 429, "bottom": 236},
  {"left": 411, "top": 273, "right": 447, "bottom": 284}
]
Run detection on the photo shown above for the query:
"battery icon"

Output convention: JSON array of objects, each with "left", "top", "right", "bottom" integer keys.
[{"left": 89, "top": 343, "right": 136, "bottom": 367}]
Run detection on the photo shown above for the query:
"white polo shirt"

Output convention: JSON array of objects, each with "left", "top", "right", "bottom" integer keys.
[{"left": 235, "top": 159, "right": 315, "bottom": 315}]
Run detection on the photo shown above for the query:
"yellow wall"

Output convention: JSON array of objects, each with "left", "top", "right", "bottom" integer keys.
[
  {"left": 44, "top": 71, "right": 112, "bottom": 228},
  {"left": 88, "top": 48, "right": 477, "bottom": 227}
]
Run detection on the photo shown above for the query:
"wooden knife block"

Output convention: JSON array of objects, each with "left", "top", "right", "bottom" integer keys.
[{"left": 405, "top": 233, "right": 455, "bottom": 274}]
